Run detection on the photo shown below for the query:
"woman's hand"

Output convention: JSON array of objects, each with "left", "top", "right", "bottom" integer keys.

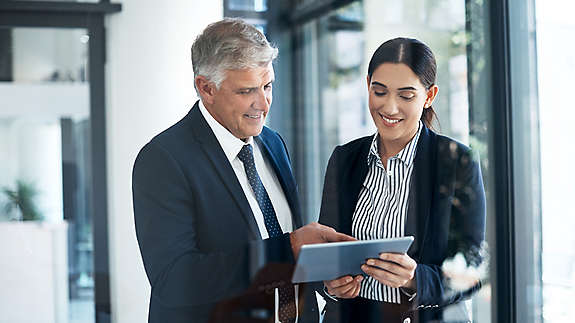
[
  {"left": 361, "top": 253, "right": 417, "bottom": 289},
  {"left": 323, "top": 275, "right": 364, "bottom": 299}
]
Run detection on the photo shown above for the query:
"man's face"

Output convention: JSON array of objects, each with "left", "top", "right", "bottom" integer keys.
[{"left": 205, "top": 64, "right": 274, "bottom": 140}]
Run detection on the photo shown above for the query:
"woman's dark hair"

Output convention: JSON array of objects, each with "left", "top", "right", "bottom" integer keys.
[{"left": 367, "top": 37, "right": 438, "bottom": 129}]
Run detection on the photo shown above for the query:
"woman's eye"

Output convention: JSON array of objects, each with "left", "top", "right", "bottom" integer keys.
[
  {"left": 374, "top": 91, "right": 387, "bottom": 97},
  {"left": 400, "top": 93, "right": 415, "bottom": 100}
]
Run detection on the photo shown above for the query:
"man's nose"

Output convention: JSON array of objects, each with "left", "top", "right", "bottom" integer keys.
[{"left": 254, "top": 89, "right": 270, "bottom": 110}]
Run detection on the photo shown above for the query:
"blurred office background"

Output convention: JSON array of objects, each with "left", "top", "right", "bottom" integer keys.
[{"left": 0, "top": 0, "right": 573, "bottom": 322}]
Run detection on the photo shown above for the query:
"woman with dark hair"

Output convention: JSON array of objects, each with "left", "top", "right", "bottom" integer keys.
[{"left": 319, "top": 38, "right": 486, "bottom": 322}]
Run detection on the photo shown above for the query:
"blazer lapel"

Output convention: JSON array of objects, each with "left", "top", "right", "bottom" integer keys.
[
  {"left": 405, "top": 125, "right": 436, "bottom": 259},
  {"left": 340, "top": 140, "right": 371, "bottom": 235},
  {"left": 255, "top": 134, "right": 303, "bottom": 229},
  {"left": 188, "top": 103, "right": 261, "bottom": 239}
]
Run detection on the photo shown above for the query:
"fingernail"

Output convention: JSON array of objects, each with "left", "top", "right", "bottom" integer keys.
[
  {"left": 357, "top": 276, "right": 364, "bottom": 282},
  {"left": 367, "top": 260, "right": 374, "bottom": 265},
  {"left": 346, "top": 277, "right": 353, "bottom": 283}
]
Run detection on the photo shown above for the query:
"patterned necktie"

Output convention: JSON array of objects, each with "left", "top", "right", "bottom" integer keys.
[{"left": 237, "top": 144, "right": 296, "bottom": 323}]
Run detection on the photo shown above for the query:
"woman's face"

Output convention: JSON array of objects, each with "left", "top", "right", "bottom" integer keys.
[{"left": 368, "top": 63, "right": 437, "bottom": 148}]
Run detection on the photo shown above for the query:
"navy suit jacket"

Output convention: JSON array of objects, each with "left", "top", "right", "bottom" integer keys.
[
  {"left": 318, "top": 125, "right": 486, "bottom": 322},
  {"left": 133, "top": 102, "right": 316, "bottom": 322}
]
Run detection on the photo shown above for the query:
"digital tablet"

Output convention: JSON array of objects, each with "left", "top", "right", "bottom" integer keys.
[{"left": 292, "top": 236, "right": 414, "bottom": 283}]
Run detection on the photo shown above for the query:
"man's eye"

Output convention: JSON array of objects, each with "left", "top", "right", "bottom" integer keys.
[
  {"left": 374, "top": 91, "right": 386, "bottom": 97},
  {"left": 238, "top": 89, "right": 253, "bottom": 95},
  {"left": 264, "top": 84, "right": 272, "bottom": 90}
]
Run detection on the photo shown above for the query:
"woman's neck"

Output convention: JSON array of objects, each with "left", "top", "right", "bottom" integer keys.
[{"left": 378, "top": 126, "right": 418, "bottom": 163}]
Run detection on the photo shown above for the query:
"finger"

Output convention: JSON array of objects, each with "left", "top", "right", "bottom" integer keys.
[
  {"left": 361, "top": 264, "right": 404, "bottom": 288},
  {"left": 339, "top": 276, "right": 362, "bottom": 298},
  {"left": 352, "top": 281, "right": 361, "bottom": 297},
  {"left": 379, "top": 253, "right": 417, "bottom": 269},
  {"left": 323, "top": 230, "right": 357, "bottom": 242},
  {"left": 324, "top": 275, "right": 354, "bottom": 289},
  {"left": 351, "top": 276, "right": 363, "bottom": 297},
  {"left": 328, "top": 280, "right": 356, "bottom": 296},
  {"left": 366, "top": 258, "right": 415, "bottom": 282}
]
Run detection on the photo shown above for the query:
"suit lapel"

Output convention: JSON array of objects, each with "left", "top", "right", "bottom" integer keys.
[
  {"left": 405, "top": 125, "right": 436, "bottom": 259},
  {"left": 255, "top": 134, "right": 303, "bottom": 229},
  {"left": 188, "top": 103, "right": 261, "bottom": 239}
]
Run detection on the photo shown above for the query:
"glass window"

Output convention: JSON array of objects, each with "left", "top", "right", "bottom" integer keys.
[
  {"left": 228, "top": 0, "right": 268, "bottom": 12},
  {"left": 531, "top": 0, "right": 575, "bottom": 322},
  {"left": 0, "top": 27, "right": 95, "bottom": 323},
  {"left": 290, "top": 0, "right": 494, "bottom": 321},
  {"left": 10, "top": 0, "right": 100, "bottom": 2}
]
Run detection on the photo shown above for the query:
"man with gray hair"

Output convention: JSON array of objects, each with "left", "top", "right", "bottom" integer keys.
[{"left": 133, "top": 18, "right": 354, "bottom": 323}]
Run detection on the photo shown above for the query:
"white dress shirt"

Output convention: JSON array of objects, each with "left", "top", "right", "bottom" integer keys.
[
  {"left": 198, "top": 100, "right": 293, "bottom": 238},
  {"left": 198, "top": 100, "right": 298, "bottom": 322}
]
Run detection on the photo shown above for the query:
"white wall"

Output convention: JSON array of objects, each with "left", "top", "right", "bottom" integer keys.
[{"left": 105, "top": 1, "right": 222, "bottom": 322}]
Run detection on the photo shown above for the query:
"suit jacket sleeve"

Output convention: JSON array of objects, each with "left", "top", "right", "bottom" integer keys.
[
  {"left": 414, "top": 147, "right": 486, "bottom": 308},
  {"left": 132, "top": 140, "right": 295, "bottom": 308}
]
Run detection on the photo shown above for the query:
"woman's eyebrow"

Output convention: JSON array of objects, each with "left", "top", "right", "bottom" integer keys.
[
  {"left": 371, "top": 81, "right": 387, "bottom": 88},
  {"left": 371, "top": 81, "right": 417, "bottom": 91}
]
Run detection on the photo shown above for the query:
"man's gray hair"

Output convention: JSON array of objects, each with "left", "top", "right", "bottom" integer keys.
[{"left": 191, "top": 18, "right": 278, "bottom": 92}]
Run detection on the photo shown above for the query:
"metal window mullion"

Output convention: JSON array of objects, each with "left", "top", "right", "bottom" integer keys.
[{"left": 489, "top": 0, "right": 516, "bottom": 322}]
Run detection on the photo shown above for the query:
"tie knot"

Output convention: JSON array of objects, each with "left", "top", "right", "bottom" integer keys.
[{"left": 237, "top": 144, "right": 254, "bottom": 165}]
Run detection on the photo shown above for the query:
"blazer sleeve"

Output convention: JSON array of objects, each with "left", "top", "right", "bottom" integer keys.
[
  {"left": 132, "top": 141, "right": 295, "bottom": 308},
  {"left": 414, "top": 147, "right": 486, "bottom": 308},
  {"left": 315, "top": 147, "right": 343, "bottom": 303}
]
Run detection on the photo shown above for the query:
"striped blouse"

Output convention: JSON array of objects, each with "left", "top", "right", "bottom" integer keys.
[{"left": 352, "top": 121, "right": 422, "bottom": 303}]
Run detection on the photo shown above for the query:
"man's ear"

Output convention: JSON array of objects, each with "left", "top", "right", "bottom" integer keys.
[{"left": 195, "top": 76, "right": 217, "bottom": 105}]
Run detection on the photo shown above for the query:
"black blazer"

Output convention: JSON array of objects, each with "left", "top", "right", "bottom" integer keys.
[
  {"left": 133, "top": 102, "right": 316, "bottom": 322},
  {"left": 319, "top": 125, "right": 486, "bottom": 322}
]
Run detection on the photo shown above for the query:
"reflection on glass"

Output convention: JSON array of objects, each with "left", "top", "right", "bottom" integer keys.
[
  {"left": 12, "top": 0, "right": 100, "bottom": 2},
  {"left": 228, "top": 0, "right": 267, "bottom": 12},
  {"left": 536, "top": 0, "right": 575, "bottom": 322},
  {"left": 295, "top": 0, "right": 493, "bottom": 321},
  {"left": 0, "top": 27, "right": 94, "bottom": 323}
]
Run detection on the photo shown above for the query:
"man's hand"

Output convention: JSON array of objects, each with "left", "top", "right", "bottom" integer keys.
[
  {"left": 289, "top": 222, "right": 356, "bottom": 258},
  {"left": 324, "top": 275, "right": 363, "bottom": 299},
  {"left": 361, "top": 252, "right": 417, "bottom": 289}
]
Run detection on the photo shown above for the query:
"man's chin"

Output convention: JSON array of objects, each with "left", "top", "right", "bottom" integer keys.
[{"left": 237, "top": 127, "right": 264, "bottom": 140}]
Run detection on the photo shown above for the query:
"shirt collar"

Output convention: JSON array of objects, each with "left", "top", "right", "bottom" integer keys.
[
  {"left": 198, "top": 100, "right": 254, "bottom": 163},
  {"left": 368, "top": 121, "right": 423, "bottom": 167}
]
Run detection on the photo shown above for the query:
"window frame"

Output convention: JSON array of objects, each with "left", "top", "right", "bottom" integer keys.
[{"left": 0, "top": 2, "right": 122, "bottom": 323}]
